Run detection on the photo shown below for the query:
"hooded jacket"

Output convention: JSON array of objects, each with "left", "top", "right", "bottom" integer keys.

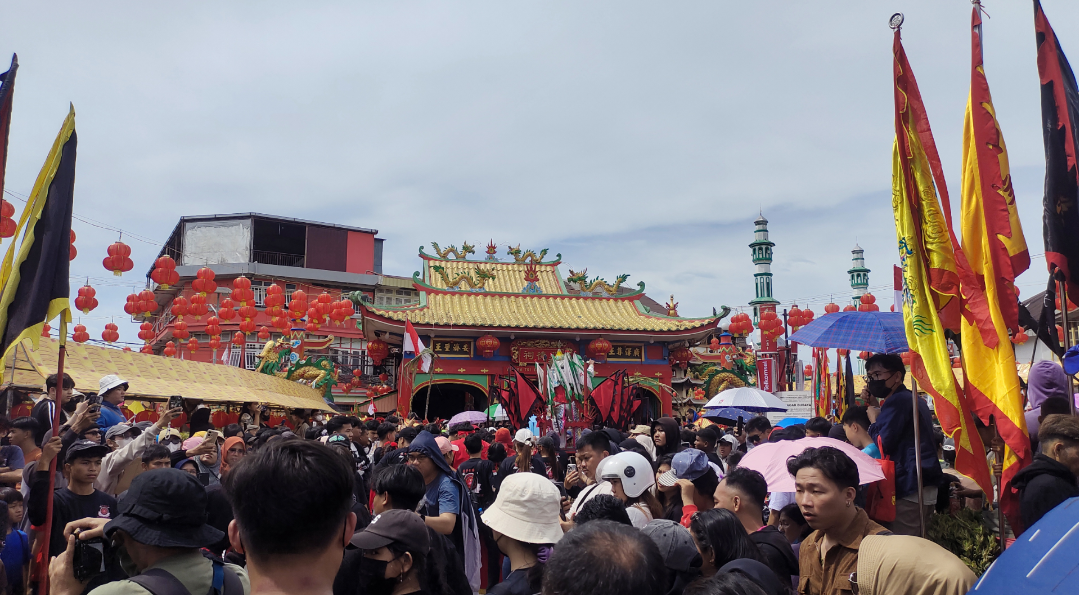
[
  {"left": 652, "top": 417, "right": 683, "bottom": 459},
  {"left": 1013, "top": 452, "right": 1079, "bottom": 533},
  {"left": 410, "top": 431, "right": 482, "bottom": 592},
  {"left": 1025, "top": 361, "right": 1071, "bottom": 445}
]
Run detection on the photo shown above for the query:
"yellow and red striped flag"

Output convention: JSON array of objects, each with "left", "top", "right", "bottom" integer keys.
[
  {"left": 958, "top": 6, "right": 1032, "bottom": 526},
  {"left": 891, "top": 27, "right": 992, "bottom": 496}
]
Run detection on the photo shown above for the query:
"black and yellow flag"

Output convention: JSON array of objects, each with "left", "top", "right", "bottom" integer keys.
[{"left": 0, "top": 106, "right": 76, "bottom": 376}]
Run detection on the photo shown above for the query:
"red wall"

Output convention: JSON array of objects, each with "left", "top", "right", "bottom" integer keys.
[{"left": 346, "top": 231, "right": 376, "bottom": 275}]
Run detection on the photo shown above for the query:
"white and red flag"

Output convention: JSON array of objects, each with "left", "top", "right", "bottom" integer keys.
[{"left": 404, "top": 320, "right": 431, "bottom": 372}]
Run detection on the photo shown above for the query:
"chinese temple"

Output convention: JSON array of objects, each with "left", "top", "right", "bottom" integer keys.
[{"left": 356, "top": 242, "right": 727, "bottom": 421}]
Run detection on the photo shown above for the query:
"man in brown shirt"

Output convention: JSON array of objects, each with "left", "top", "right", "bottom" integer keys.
[{"left": 787, "top": 445, "right": 889, "bottom": 595}]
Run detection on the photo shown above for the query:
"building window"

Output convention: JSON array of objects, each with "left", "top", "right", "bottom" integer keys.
[{"left": 375, "top": 288, "right": 419, "bottom": 306}]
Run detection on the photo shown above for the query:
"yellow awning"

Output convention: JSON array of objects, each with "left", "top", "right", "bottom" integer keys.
[{"left": 4, "top": 338, "right": 332, "bottom": 411}]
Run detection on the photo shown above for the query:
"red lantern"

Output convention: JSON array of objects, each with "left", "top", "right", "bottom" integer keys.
[
  {"left": 305, "top": 320, "right": 320, "bottom": 333},
  {"left": 824, "top": 302, "right": 840, "bottom": 314},
  {"left": 232, "top": 332, "right": 244, "bottom": 346},
  {"left": 187, "top": 337, "right": 199, "bottom": 353},
  {"left": 173, "top": 320, "right": 189, "bottom": 340},
  {"left": 68, "top": 230, "right": 77, "bottom": 261},
  {"left": 316, "top": 292, "right": 333, "bottom": 316},
  {"left": 41, "top": 323, "right": 51, "bottom": 338},
  {"left": 587, "top": 337, "right": 612, "bottom": 361},
  {"left": 123, "top": 347, "right": 132, "bottom": 352},
  {"left": 271, "top": 316, "right": 290, "bottom": 330},
  {"left": 217, "top": 297, "right": 236, "bottom": 321},
  {"left": 670, "top": 346, "right": 693, "bottom": 367},
  {"left": 477, "top": 334, "right": 501, "bottom": 358},
  {"left": 952, "top": 357, "right": 962, "bottom": 369},
  {"left": 837, "top": 348, "right": 850, "bottom": 357},
  {"left": 170, "top": 296, "right": 189, "bottom": 319},
  {"left": 102, "top": 241, "right": 134, "bottom": 276},
  {"left": 163, "top": 341, "right": 177, "bottom": 357},
  {"left": 1011, "top": 328, "right": 1030, "bottom": 345},
  {"left": 188, "top": 294, "right": 208, "bottom": 319},
  {"left": 72, "top": 324, "right": 89, "bottom": 343},
  {"left": 710, "top": 337, "right": 720, "bottom": 351},
  {"left": 138, "top": 289, "right": 159, "bottom": 316},
  {"left": 803, "top": 364, "right": 813, "bottom": 378},
  {"left": 124, "top": 293, "right": 139, "bottom": 316},
  {"left": 151, "top": 256, "right": 179, "bottom": 289},
  {"left": 366, "top": 338, "right": 389, "bottom": 366},
  {"left": 843, "top": 304, "right": 856, "bottom": 312},
  {"left": 858, "top": 293, "right": 879, "bottom": 312},
  {"left": 802, "top": 308, "right": 815, "bottom": 325},
  {"left": 788, "top": 306, "right": 804, "bottom": 329},
  {"left": 289, "top": 290, "right": 308, "bottom": 319},
  {"left": 258, "top": 326, "right": 270, "bottom": 340},
  {"left": 138, "top": 322, "right": 154, "bottom": 342},
  {"left": 191, "top": 267, "right": 217, "bottom": 296},
  {"left": 209, "top": 336, "right": 221, "bottom": 350},
  {"left": 239, "top": 319, "right": 257, "bottom": 334},
  {"left": 859, "top": 351, "right": 871, "bottom": 360},
  {"left": 101, "top": 323, "right": 119, "bottom": 343},
  {"left": 140, "top": 344, "right": 154, "bottom": 354},
  {"left": 231, "top": 276, "right": 254, "bottom": 305},
  {"left": 205, "top": 316, "right": 221, "bottom": 337},
  {"left": 75, "top": 285, "right": 98, "bottom": 314},
  {"left": 0, "top": 199, "right": 15, "bottom": 241}
]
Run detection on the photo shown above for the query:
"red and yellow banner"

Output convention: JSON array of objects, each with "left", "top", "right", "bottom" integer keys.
[{"left": 891, "top": 28, "right": 992, "bottom": 495}]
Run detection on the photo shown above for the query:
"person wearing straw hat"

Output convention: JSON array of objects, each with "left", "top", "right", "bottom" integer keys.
[{"left": 482, "top": 473, "right": 562, "bottom": 595}]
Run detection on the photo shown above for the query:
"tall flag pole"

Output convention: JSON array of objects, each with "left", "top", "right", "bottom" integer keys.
[
  {"left": 0, "top": 106, "right": 76, "bottom": 590},
  {"left": 0, "top": 55, "right": 17, "bottom": 201},
  {"left": 889, "top": 14, "right": 992, "bottom": 499},
  {"left": 959, "top": 3, "right": 1032, "bottom": 531},
  {"left": 1034, "top": 0, "right": 1079, "bottom": 407}
]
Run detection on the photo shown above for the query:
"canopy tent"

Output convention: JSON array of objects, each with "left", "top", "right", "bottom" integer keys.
[{"left": 3, "top": 338, "right": 332, "bottom": 411}]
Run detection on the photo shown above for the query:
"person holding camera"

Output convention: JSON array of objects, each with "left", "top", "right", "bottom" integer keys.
[
  {"left": 48, "top": 468, "right": 250, "bottom": 595},
  {"left": 96, "top": 407, "right": 182, "bottom": 496}
]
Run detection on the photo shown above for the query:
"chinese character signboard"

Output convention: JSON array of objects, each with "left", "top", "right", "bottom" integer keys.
[
  {"left": 757, "top": 356, "right": 775, "bottom": 393},
  {"left": 607, "top": 343, "right": 643, "bottom": 362},
  {"left": 432, "top": 339, "right": 472, "bottom": 358},
  {"left": 510, "top": 339, "right": 577, "bottom": 365}
]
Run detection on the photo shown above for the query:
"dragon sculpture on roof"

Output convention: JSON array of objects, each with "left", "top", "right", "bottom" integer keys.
[
  {"left": 431, "top": 264, "right": 496, "bottom": 291},
  {"left": 431, "top": 242, "right": 476, "bottom": 260},
  {"left": 506, "top": 245, "right": 549, "bottom": 264},
  {"left": 566, "top": 269, "right": 630, "bottom": 295}
]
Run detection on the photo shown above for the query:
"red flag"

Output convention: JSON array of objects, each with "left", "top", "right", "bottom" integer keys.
[
  {"left": 589, "top": 375, "right": 615, "bottom": 422},
  {"left": 514, "top": 369, "right": 541, "bottom": 425}
]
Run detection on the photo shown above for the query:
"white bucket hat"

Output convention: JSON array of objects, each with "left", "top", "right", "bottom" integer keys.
[
  {"left": 482, "top": 473, "right": 563, "bottom": 545},
  {"left": 99, "top": 374, "right": 128, "bottom": 394}
]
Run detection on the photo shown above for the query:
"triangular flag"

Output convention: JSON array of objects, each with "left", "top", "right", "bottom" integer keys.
[{"left": 403, "top": 320, "right": 431, "bottom": 373}]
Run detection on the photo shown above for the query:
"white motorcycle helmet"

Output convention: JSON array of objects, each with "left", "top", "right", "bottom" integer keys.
[{"left": 598, "top": 451, "right": 655, "bottom": 498}]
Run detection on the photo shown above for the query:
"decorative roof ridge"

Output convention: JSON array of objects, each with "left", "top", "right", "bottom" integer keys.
[
  {"left": 412, "top": 274, "right": 646, "bottom": 299},
  {"left": 633, "top": 301, "right": 731, "bottom": 323},
  {"left": 351, "top": 285, "right": 429, "bottom": 312},
  {"left": 417, "top": 244, "right": 563, "bottom": 265}
]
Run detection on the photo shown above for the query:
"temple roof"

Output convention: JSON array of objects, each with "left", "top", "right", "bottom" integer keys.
[{"left": 358, "top": 242, "right": 726, "bottom": 336}]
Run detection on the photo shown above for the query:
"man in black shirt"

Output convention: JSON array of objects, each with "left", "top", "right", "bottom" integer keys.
[
  {"left": 30, "top": 373, "right": 76, "bottom": 446},
  {"left": 713, "top": 467, "right": 799, "bottom": 587},
  {"left": 457, "top": 433, "right": 496, "bottom": 511},
  {"left": 28, "top": 438, "right": 115, "bottom": 559}
]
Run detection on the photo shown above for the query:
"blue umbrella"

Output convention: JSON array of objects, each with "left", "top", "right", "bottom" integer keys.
[
  {"left": 969, "top": 497, "right": 1079, "bottom": 593},
  {"left": 788, "top": 311, "right": 908, "bottom": 354},
  {"left": 776, "top": 417, "right": 809, "bottom": 428},
  {"left": 700, "top": 406, "right": 755, "bottom": 425}
]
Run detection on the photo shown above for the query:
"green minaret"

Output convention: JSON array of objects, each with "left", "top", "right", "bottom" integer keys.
[
  {"left": 749, "top": 214, "right": 779, "bottom": 322},
  {"left": 848, "top": 244, "right": 870, "bottom": 306}
]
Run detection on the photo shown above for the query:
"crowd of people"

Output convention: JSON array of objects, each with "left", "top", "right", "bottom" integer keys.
[{"left": 0, "top": 354, "right": 1068, "bottom": 594}]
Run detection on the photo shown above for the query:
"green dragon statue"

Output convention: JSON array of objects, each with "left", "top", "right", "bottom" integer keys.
[
  {"left": 506, "top": 245, "right": 549, "bottom": 264},
  {"left": 566, "top": 269, "right": 630, "bottom": 295},
  {"left": 431, "top": 242, "right": 476, "bottom": 260},
  {"left": 431, "top": 264, "right": 495, "bottom": 291},
  {"left": 255, "top": 339, "right": 340, "bottom": 400},
  {"left": 687, "top": 350, "right": 758, "bottom": 395}
]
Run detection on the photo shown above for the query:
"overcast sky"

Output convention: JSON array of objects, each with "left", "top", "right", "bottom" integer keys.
[{"left": 2, "top": 1, "right": 1077, "bottom": 346}]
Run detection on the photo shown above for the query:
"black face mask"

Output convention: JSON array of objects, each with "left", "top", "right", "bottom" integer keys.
[
  {"left": 358, "top": 555, "right": 396, "bottom": 595},
  {"left": 866, "top": 377, "right": 893, "bottom": 399}
]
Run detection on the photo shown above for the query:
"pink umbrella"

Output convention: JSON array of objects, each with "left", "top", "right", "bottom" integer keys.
[{"left": 737, "top": 437, "right": 884, "bottom": 492}]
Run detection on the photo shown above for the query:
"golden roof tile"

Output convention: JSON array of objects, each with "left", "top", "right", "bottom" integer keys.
[
  {"left": 367, "top": 292, "right": 715, "bottom": 332},
  {"left": 425, "top": 260, "right": 563, "bottom": 294}
]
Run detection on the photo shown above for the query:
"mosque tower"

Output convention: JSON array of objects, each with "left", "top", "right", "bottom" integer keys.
[
  {"left": 848, "top": 244, "right": 870, "bottom": 306},
  {"left": 749, "top": 214, "right": 780, "bottom": 322}
]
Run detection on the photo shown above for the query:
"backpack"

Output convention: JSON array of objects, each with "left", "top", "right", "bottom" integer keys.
[{"left": 128, "top": 560, "right": 243, "bottom": 595}]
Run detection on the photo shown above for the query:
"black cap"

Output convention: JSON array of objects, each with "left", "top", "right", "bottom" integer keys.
[
  {"left": 350, "top": 509, "right": 430, "bottom": 553},
  {"left": 104, "top": 468, "right": 223, "bottom": 548},
  {"left": 65, "top": 439, "right": 109, "bottom": 463}
]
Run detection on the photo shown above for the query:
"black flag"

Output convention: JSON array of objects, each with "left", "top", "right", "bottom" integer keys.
[
  {"left": 1035, "top": 1, "right": 1079, "bottom": 299},
  {"left": 0, "top": 54, "right": 17, "bottom": 195},
  {"left": 0, "top": 107, "right": 75, "bottom": 374}
]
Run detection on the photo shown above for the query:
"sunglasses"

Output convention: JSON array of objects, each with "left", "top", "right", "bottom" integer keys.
[{"left": 406, "top": 453, "right": 428, "bottom": 463}]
